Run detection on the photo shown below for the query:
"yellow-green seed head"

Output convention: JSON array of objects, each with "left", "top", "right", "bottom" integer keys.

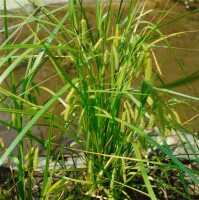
[
  {"left": 81, "top": 19, "right": 88, "bottom": 46},
  {"left": 113, "top": 24, "right": 120, "bottom": 47},
  {"left": 33, "top": 147, "right": 39, "bottom": 170},
  {"left": 104, "top": 49, "right": 109, "bottom": 64},
  {"left": 144, "top": 48, "right": 152, "bottom": 81},
  {"left": 148, "top": 114, "right": 155, "bottom": 131},
  {"left": 93, "top": 38, "right": 103, "bottom": 51}
]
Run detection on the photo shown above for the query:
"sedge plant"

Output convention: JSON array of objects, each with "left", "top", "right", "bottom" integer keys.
[{"left": 0, "top": 0, "right": 198, "bottom": 199}]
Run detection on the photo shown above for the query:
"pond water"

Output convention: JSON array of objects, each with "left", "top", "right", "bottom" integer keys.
[{"left": 0, "top": 0, "right": 198, "bottom": 156}]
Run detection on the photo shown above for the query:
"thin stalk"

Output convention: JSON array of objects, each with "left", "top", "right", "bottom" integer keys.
[{"left": 3, "top": 0, "right": 26, "bottom": 199}]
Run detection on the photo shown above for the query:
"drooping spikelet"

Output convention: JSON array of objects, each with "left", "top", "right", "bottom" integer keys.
[
  {"left": 113, "top": 46, "right": 119, "bottom": 71},
  {"left": 144, "top": 48, "right": 152, "bottom": 81},
  {"left": 81, "top": 19, "right": 88, "bottom": 46},
  {"left": 121, "top": 110, "right": 127, "bottom": 132},
  {"left": 93, "top": 38, "right": 103, "bottom": 51},
  {"left": 113, "top": 24, "right": 120, "bottom": 47},
  {"left": 33, "top": 146, "right": 39, "bottom": 170},
  {"left": 61, "top": 83, "right": 79, "bottom": 121},
  {"left": 148, "top": 114, "right": 155, "bottom": 131},
  {"left": 103, "top": 49, "right": 109, "bottom": 64}
]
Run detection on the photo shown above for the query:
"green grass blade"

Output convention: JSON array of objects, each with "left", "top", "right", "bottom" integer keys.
[
  {"left": 132, "top": 142, "right": 157, "bottom": 200},
  {"left": 0, "top": 78, "right": 80, "bottom": 166}
]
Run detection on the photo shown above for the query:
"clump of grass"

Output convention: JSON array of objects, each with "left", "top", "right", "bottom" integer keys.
[{"left": 0, "top": 0, "right": 198, "bottom": 199}]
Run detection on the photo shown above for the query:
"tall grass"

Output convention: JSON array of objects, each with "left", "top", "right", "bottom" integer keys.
[{"left": 0, "top": 0, "right": 198, "bottom": 199}]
